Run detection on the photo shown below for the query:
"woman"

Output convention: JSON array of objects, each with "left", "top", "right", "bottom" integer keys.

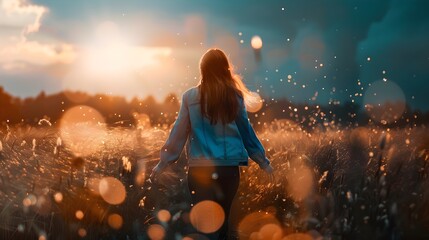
[{"left": 150, "top": 48, "right": 274, "bottom": 239}]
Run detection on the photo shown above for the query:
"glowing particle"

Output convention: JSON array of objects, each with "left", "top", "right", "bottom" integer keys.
[
  {"left": 251, "top": 35, "right": 263, "bottom": 49},
  {"left": 190, "top": 200, "right": 225, "bottom": 233},
  {"left": 157, "top": 209, "right": 171, "bottom": 223},
  {"left": 99, "top": 177, "right": 126, "bottom": 205},
  {"left": 147, "top": 224, "right": 165, "bottom": 240},
  {"left": 108, "top": 214, "right": 123, "bottom": 229},
  {"left": 75, "top": 210, "right": 84, "bottom": 220},
  {"left": 367, "top": 57, "right": 371, "bottom": 61},
  {"left": 17, "top": 224, "right": 25, "bottom": 232},
  {"left": 54, "top": 192, "right": 63, "bottom": 203},
  {"left": 78, "top": 228, "right": 87, "bottom": 237}
]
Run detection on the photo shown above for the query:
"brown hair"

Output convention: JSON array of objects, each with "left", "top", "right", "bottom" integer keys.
[{"left": 198, "top": 48, "right": 252, "bottom": 125}]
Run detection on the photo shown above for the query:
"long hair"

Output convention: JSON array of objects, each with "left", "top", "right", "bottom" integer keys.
[{"left": 198, "top": 48, "right": 252, "bottom": 125}]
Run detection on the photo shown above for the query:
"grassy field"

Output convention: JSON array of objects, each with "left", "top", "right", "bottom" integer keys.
[{"left": 0, "top": 121, "right": 429, "bottom": 239}]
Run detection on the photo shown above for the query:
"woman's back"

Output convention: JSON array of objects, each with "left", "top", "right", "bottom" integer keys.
[
  {"left": 184, "top": 86, "right": 249, "bottom": 166},
  {"left": 154, "top": 48, "right": 271, "bottom": 170}
]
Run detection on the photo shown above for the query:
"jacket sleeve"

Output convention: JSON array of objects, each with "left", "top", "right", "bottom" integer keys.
[
  {"left": 157, "top": 92, "right": 191, "bottom": 169},
  {"left": 235, "top": 96, "right": 270, "bottom": 169}
]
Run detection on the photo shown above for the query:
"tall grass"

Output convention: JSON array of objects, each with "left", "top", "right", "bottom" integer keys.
[{"left": 0, "top": 123, "right": 428, "bottom": 239}]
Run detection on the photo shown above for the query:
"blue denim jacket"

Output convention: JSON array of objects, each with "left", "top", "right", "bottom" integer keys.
[{"left": 158, "top": 86, "right": 270, "bottom": 169}]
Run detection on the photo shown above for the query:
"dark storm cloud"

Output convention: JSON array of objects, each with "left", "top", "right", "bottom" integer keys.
[{"left": 357, "top": 0, "right": 429, "bottom": 110}]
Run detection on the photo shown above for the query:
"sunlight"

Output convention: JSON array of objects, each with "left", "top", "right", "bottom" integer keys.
[{"left": 77, "top": 21, "right": 172, "bottom": 85}]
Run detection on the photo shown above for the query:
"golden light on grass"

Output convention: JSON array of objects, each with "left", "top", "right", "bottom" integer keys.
[
  {"left": 238, "top": 212, "right": 280, "bottom": 239},
  {"left": 99, "top": 177, "right": 126, "bottom": 205},
  {"left": 190, "top": 200, "right": 225, "bottom": 234},
  {"left": 133, "top": 113, "right": 151, "bottom": 129},
  {"left": 59, "top": 105, "right": 107, "bottom": 157},
  {"left": 108, "top": 213, "right": 123, "bottom": 230},
  {"left": 147, "top": 224, "right": 165, "bottom": 240},
  {"left": 251, "top": 35, "right": 263, "bottom": 50},
  {"left": 157, "top": 209, "right": 171, "bottom": 223}
]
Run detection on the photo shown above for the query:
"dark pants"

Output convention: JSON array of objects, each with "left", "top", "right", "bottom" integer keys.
[{"left": 187, "top": 166, "right": 240, "bottom": 240}]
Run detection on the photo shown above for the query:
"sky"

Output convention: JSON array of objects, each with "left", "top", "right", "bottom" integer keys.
[{"left": 0, "top": 0, "right": 428, "bottom": 110}]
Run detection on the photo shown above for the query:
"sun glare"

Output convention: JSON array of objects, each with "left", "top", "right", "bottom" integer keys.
[
  {"left": 78, "top": 21, "right": 171, "bottom": 82},
  {"left": 83, "top": 21, "right": 135, "bottom": 76}
]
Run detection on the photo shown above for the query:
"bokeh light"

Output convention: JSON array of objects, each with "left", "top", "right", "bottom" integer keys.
[
  {"left": 75, "top": 210, "right": 84, "bottom": 220},
  {"left": 255, "top": 223, "right": 283, "bottom": 240},
  {"left": 77, "top": 228, "right": 87, "bottom": 237},
  {"left": 157, "top": 209, "right": 171, "bottom": 223},
  {"left": 53, "top": 192, "right": 63, "bottom": 203},
  {"left": 182, "top": 233, "right": 210, "bottom": 240},
  {"left": 99, "top": 177, "right": 126, "bottom": 205},
  {"left": 251, "top": 35, "right": 263, "bottom": 49},
  {"left": 282, "top": 233, "right": 313, "bottom": 240},
  {"left": 286, "top": 164, "right": 314, "bottom": 201},
  {"left": 134, "top": 159, "right": 147, "bottom": 186},
  {"left": 87, "top": 177, "right": 102, "bottom": 195},
  {"left": 363, "top": 80, "right": 406, "bottom": 124},
  {"left": 108, "top": 213, "right": 123, "bottom": 230},
  {"left": 245, "top": 92, "right": 264, "bottom": 113},
  {"left": 147, "top": 224, "right": 165, "bottom": 240},
  {"left": 190, "top": 200, "right": 225, "bottom": 234},
  {"left": 59, "top": 105, "right": 107, "bottom": 157},
  {"left": 238, "top": 212, "right": 280, "bottom": 239},
  {"left": 36, "top": 195, "right": 52, "bottom": 216},
  {"left": 133, "top": 113, "right": 151, "bottom": 129}
]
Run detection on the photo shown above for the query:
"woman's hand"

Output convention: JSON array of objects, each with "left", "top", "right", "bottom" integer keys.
[
  {"left": 149, "top": 162, "right": 165, "bottom": 182},
  {"left": 262, "top": 164, "right": 275, "bottom": 183}
]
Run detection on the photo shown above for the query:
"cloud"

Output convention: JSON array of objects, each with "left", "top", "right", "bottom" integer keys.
[
  {"left": 0, "top": 0, "right": 47, "bottom": 35},
  {"left": 0, "top": 0, "right": 77, "bottom": 71}
]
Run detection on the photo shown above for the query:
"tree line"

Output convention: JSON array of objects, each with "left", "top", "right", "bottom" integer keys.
[{"left": 1, "top": 87, "right": 428, "bottom": 130}]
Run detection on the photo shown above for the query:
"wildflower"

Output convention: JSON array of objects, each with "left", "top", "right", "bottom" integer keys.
[
  {"left": 38, "top": 119, "right": 52, "bottom": 126},
  {"left": 56, "top": 137, "right": 62, "bottom": 147}
]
